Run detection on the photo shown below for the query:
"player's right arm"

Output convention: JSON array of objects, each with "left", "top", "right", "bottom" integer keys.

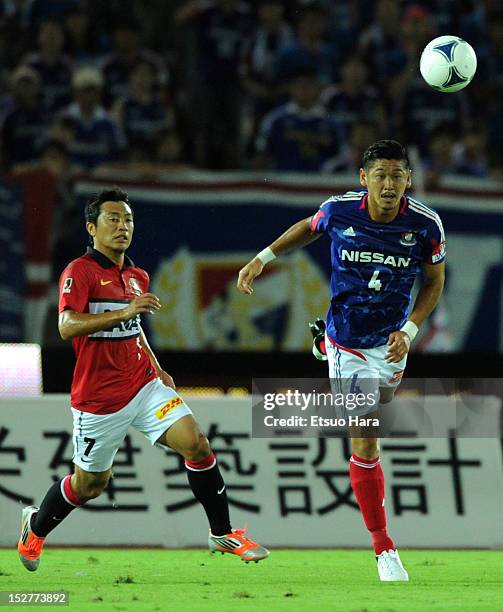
[
  {"left": 57, "top": 261, "right": 161, "bottom": 341},
  {"left": 236, "top": 216, "right": 321, "bottom": 295},
  {"left": 59, "top": 294, "right": 161, "bottom": 341}
]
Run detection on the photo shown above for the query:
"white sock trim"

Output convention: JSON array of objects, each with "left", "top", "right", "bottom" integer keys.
[
  {"left": 350, "top": 456, "right": 380, "bottom": 469},
  {"left": 184, "top": 457, "right": 217, "bottom": 472},
  {"left": 60, "top": 476, "right": 80, "bottom": 507}
]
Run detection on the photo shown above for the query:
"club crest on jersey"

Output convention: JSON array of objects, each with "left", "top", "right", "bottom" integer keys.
[
  {"left": 62, "top": 277, "right": 73, "bottom": 293},
  {"left": 399, "top": 231, "right": 417, "bottom": 247},
  {"left": 129, "top": 277, "right": 142, "bottom": 295}
]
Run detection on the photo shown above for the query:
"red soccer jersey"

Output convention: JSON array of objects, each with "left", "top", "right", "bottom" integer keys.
[{"left": 58, "top": 247, "right": 157, "bottom": 414}]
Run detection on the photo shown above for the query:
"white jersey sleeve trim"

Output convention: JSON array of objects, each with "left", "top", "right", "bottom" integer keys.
[{"left": 408, "top": 202, "right": 446, "bottom": 243}]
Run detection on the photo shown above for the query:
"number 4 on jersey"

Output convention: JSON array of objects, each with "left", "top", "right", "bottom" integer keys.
[{"left": 368, "top": 270, "right": 382, "bottom": 291}]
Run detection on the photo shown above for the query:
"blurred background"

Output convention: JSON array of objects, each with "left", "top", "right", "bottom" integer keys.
[{"left": 0, "top": 0, "right": 502, "bottom": 394}]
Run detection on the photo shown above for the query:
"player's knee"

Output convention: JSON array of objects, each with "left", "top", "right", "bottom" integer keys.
[
  {"left": 352, "top": 437, "right": 380, "bottom": 460},
  {"left": 73, "top": 473, "right": 110, "bottom": 501},
  {"left": 83, "top": 482, "right": 108, "bottom": 500},
  {"left": 183, "top": 432, "right": 210, "bottom": 462}
]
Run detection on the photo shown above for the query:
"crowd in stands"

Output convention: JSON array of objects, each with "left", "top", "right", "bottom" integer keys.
[
  {"left": 1, "top": 0, "right": 498, "bottom": 349},
  {"left": 1, "top": 0, "right": 501, "bottom": 182}
]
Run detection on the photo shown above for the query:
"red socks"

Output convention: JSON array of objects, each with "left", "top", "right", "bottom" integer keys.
[{"left": 349, "top": 453, "right": 395, "bottom": 555}]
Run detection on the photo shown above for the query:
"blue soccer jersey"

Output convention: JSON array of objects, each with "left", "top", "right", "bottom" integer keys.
[{"left": 310, "top": 190, "right": 446, "bottom": 348}]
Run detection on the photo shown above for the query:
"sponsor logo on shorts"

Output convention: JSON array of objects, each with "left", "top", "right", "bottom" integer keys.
[
  {"left": 155, "top": 396, "right": 184, "bottom": 419},
  {"left": 389, "top": 371, "right": 404, "bottom": 384}
]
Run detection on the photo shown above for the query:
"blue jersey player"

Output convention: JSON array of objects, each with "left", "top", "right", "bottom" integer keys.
[{"left": 237, "top": 140, "right": 445, "bottom": 582}]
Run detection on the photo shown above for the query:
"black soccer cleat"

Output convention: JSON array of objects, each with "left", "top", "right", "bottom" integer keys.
[{"left": 309, "top": 318, "right": 327, "bottom": 361}]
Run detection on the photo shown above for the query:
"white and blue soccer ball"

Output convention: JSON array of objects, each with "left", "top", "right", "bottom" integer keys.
[{"left": 420, "top": 35, "right": 477, "bottom": 93}]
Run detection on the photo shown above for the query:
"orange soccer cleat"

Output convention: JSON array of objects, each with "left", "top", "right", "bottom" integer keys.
[
  {"left": 208, "top": 527, "right": 269, "bottom": 563},
  {"left": 18, "top": 506, "right": 46, "bottom": 572}
]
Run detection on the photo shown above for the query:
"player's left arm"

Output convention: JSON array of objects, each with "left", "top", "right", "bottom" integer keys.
[
  {"left": 139, "top": 328, "right": 176, "bottom": 389},
  {"left": 386, "top": 261, "right": 445, "bottom": 363},
  {"left": 408, "top": 261, "right": 446, "bottom": 328}
]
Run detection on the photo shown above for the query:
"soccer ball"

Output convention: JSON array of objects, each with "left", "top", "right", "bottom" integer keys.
[{"left": 420, "top": 35, "right": 477, "bottom": 93}]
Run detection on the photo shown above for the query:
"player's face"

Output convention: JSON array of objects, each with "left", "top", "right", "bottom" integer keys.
[
  {"left": 88, "top": 201, "right": 134, "bottom": 255},
  {"left": 359, "top": 159, "right": 411, "bottom": 213}
]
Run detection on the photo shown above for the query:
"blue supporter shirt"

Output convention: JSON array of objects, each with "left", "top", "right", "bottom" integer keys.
[
  {"left": 101, "top": 50, "right": 167, "bottom": 108},
  {"left": 256, "top": 102, "right": 341, "bottom": 172},
  {"left": 62, "top": 103, "right": 125, "bottom": 170},
  {"left": 24, "top": 52, "right": 72, "bottom": 112},
  {"left": 194, "top": 3, "right": 251, "bottom": 85},
  {"left": 0, "top": 107, "right": 48, "bottom": 168},
  {"left": 122, "top": 96, "right": 169, "bottom": 145},
  {"left": 321, "top": 85, "right": 381, "bottom": 134},
  {"left": 398, "top": 80, "right": 469, "bottom": 158},
  {"left": 311, "top": 190, "right": 446, "bottom": 348}
]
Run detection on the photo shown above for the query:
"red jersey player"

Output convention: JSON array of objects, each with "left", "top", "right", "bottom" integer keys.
[{"left": 18, "top": 187, "right": 268, "bottom": 570}]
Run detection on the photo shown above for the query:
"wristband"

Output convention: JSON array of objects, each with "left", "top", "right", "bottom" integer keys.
[
  {"left": 400, "top": 320, "right": 419, "bottom": 341},
  {"left": 256, "top": 246, "right": 276, "bottom": 265}
]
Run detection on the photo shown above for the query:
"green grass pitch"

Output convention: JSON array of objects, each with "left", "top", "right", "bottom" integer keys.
[{"left": 1, "top": 549, "right": 502, "bottom": 611}]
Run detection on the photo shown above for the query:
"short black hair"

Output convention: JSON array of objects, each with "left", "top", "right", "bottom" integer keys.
[
  {"left": 361, "top": 140, "right": 410, "bottom": 170},
  {"left": 85, "top": 187, "right": 131, "bottom": 245}
]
